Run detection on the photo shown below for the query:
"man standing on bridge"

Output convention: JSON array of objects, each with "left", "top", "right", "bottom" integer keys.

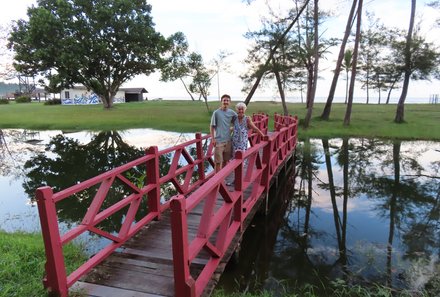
[{"left": 210, "top": 94, "right": 237, "bottom": 173}]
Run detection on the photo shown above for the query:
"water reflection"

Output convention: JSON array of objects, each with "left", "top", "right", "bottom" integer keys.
[
  {"left": 0, "top": 129, "right": 192, "bottom": 233},
  {"left": 219, "top": 138, "right": 440, "bottom": 294},
  {"left": 1, "top": 130, "right": 438, "bottom": 292}
]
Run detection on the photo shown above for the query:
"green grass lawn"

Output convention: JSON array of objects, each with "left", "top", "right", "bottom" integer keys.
[
  {"left": 0, "top": 231, "right": 86, "bottom": 297},
  {"left": 1, "top": 100, "right": 439, "bottom": 140}
]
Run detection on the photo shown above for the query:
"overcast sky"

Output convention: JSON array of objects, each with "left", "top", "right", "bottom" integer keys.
[{"left": 1, "top": 0, "right": 439, "bottom": 102}]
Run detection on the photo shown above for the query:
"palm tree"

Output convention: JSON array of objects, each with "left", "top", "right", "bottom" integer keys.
[{"left": 342, "top": 49, "right": 353, "bottom": 104}]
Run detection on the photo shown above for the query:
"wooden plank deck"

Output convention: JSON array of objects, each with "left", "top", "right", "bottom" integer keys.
[{"left": 73, "top": 152, "right": 295, "bottom": 297}]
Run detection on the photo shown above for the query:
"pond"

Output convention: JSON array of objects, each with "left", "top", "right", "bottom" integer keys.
[
  {"left": 218, "top": 138, "right": 440, "bottom": 294},
  {"left": 0, "top": 129, "right": 193, "bottom": 233},
  {"left": 0, "top": 130, "right": 439, "bottom": 293}
]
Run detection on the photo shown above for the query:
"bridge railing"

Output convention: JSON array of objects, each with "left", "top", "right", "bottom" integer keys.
[
  {"left": 170, "top": 114, "right": 298, "bottom": 297},
  {"left": 35, "top": 113, "right": 294, "bottom": 297},
  {"left": 35, "top": 131, "right": 217, "bottom": 296}
]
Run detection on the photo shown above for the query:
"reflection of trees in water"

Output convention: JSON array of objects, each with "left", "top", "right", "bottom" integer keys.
[
  {"left": 221, "top": 138, "right": 440, "bottom": 294},
  {"left": 358, "top": 140, "right": 440, "bottom": 288},
  {"left": 0, "top": 129, "right": 44, "bottom": 179},
  {"left": 22, "top": 131, "right": 173, "bottom": 233}
]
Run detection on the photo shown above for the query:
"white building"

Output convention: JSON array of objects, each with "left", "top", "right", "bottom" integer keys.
[{"left": 60, "top": 86, "right": 148, "bottom": 105}]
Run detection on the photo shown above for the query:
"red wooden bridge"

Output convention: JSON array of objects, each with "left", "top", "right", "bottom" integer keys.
[{"left": 36, "top": 113, "right": 298, "bottom": 297}]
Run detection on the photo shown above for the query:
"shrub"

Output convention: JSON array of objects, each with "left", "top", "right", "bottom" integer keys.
[
  {"left": 44, "top": 98, "right": 62, "bottom": 105},
  {"left": 0, "top": 99, "right": 9, "bottom": 104},
  {"left": 15, "top": 95, "right": 32, "bottom": 103}
]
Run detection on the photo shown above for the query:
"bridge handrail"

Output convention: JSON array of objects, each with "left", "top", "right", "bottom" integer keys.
[
  {"left": 170, "top": 114, "right": 298, "bottom": 297},
  {"left": 36, "top": 113, "right": 282, "bottom": 296},
  {"left": 36, "top": 131, "right": 217, "bottom": 296}
]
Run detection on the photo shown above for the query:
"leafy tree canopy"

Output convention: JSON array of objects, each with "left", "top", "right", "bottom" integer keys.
[{"left": 8, "top": 0, "right": 176, "bottom": 108}]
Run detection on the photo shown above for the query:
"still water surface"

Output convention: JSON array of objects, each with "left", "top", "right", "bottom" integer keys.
[
  {"left": 0, "top": 130, "right": 439, "bottom": 293},
  {"left": 219, "top": 138, "right": 439, "bottom": 294}
]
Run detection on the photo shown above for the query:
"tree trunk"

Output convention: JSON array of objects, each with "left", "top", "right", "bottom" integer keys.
[
  {"left": 244, "top": 0, "right": 310, "bottom": 105},
  {"left": 366, "top": 70, "right": 370, "bottom": 104},
  {"left": 101, "top": 95, "right": 113, "bottom": 109},
  {"left": 341, "top": 138, "right": 349, "bottom": 254},
  {"left": 303, "top": 0, "right": 320, "bottom": 129},
  {"left": 203, "top": 96, "right": 210, "bottom": 113},
  {"left": 386, "top": 79, "right": 398, "bottom": 104},
  {"left": 322, "top": 139, "right": 342, "bottom": 252},
  {"left": 345, "top": 70, "right": 349, "bottom": 104},
  {"left": 395, "top": 0, "right": 416, "bottom": 123},
  {"left": 180, "top": 78, "right": 195, "bottom": 101},
  {"left": 387, "top": 140, "right": 400, "bottom": 286},
  {"left": 274, "top": 69, "right": 289, "bottom": 115},
  {"left": 321, "top": 0, "right": 358, "bottom": 120},
  {"left": 343, "top": 0, "right": 363, "bottom": 126}
]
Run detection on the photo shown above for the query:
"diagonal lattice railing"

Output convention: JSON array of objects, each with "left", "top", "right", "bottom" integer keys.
[
  {"left": 36, "top": 131, "right": 216, "bottom": 296},
  {"left": 35, "top": 113, "right": 300, "bottom": 297},
  {"left": 170, "top": 114, "right": 298, "bottom": 297}
]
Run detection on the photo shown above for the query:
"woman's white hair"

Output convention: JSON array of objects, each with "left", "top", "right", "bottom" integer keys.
[{"left": 235, "top": 102, "right": 247, "bottom": 111}]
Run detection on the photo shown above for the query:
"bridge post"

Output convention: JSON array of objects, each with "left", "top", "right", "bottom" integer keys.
[
  {"left": 234, "top": 151, "right": 244, "bottom": 227},
  {"left": 36, "top": 186, "right": 68, "bottom": 297},
  {"left": 146, "top": 146, "right": 161, "bottom": 219},
  {"left": 195, "top": 133, "right": 205, "bottom": 182},
  {"left": 170, "top": 195, "right": 196, "bottom": 297},
  {"left": 261, "top": 135, "right": 272, "bottom": 214}
]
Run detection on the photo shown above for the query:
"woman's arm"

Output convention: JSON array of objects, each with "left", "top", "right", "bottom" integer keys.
[{"left": 247, "top": 117, "right": 264, "bottom": 137}]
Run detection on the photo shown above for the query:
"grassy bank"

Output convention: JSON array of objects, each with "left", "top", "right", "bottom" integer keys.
[
  {"left": 0, "top": 231, "right": 86, "bottom": 297},
  {"left": 0, "top": 100, "right": 439, "bottom": 140}
]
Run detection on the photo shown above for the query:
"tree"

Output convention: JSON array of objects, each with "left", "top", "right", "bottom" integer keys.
[
  {"left": 395, "top": 0, "right": 417, "bottom": 123},
  {"left": 394, "top": 25, "right": 439, "bottom": 121},
  {"left": 303, "top": 0, "right": 320, "bottom": 129},
  {"left": 342, "top": 49, "right": 353, "bottom": 104},
  {"left": 211, "top": 50, "right": 232, "bottom": 100},
  {"left": 242, "top": 0, "right": 311, "bottom": 105},
  {"left": 358, "top": 12, "right": 389, "bottom": 104},
  {"left": 8, "top": 0, "right": 171, "bottom": 109},
  {"left": 427, "top": 1, "right": 440, "bottom": 26},
  {"left": 320, "top": 0, "right": 357, "bottom": 120},
  {"left": 241, "top": 12, "right": 299, "bottom": 115},
  {"left": 343, "top": 0, "right": 363, "bottom": 126},
  {"left": 0, "top": 24, "right": 18, "bottom": 81},
  {"left": 160, "top": 32, "right": 197, "bottom": 101},
  {"left": 189, "top": 62, "right": 213, "bottom": 113}
]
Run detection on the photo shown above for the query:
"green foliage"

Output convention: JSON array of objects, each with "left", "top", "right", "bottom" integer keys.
[
  {"left": 43, "top": 98, "right": 61, "bottom": 105},
  {"left": 0, "top": 231, "right": 86, "bottom": 297},
  {"left": 9, "top": 0, "right": 173, "bottom": 108},
  {"left": 15, "top": 95, "right": 31, "bottom": 103},
  {"left": 0, "top": 99, "right": 9, "bottom": 104},
  {"left": 160, "top": 35, "right": 212, "bottom": 102}
]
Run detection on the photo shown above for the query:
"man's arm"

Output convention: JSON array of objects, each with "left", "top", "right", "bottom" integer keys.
[{"left": 210, "top": 126, "right": 216, "bottom": 146}]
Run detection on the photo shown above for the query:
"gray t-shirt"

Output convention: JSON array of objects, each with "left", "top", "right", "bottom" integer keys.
[{"left": 210, "top": 108, "right": 237, "bottom": 143}]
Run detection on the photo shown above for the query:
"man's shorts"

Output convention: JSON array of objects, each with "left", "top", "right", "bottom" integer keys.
[{"left": 214, "top": 141, "right": 232, "bottom": 164}]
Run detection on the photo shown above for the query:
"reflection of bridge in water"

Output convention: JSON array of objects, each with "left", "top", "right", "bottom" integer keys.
[{"left": 36, "top": 113, "right": 298, "bottom": 297}]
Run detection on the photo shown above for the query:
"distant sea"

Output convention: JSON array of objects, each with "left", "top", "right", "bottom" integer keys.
[{"left": 159, "top": 95, "right": 438, "bottom": 104}]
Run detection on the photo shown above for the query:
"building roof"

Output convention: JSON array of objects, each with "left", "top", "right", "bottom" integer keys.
[
  {"left": 120, "top": 87, "right": 148, "bottom": 94},
  {"left": 67, "top": 86, "right": 148, "bottom": 93}
]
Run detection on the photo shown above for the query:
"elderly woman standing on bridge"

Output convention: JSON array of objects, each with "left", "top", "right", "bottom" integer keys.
[{"left": 232, "top": 102, "right": 264, "bottom": 155}]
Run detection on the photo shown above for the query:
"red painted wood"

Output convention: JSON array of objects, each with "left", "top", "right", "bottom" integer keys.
[
  {"left": 36, "top": 187, "right": 68, "bottom": 296},
  {"left": 35, "top": 114, "right": 298, "bottom": 297}
]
